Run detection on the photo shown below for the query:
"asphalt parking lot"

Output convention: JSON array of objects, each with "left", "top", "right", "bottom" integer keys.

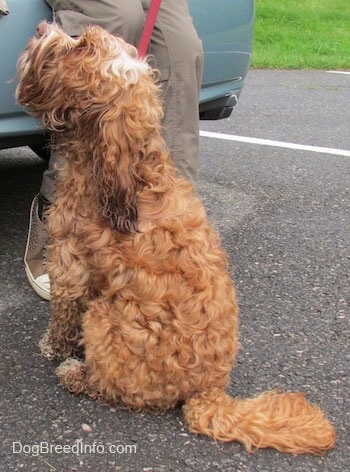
[{"left": 0, "top": 70, "right": 349, "bottom": 471}]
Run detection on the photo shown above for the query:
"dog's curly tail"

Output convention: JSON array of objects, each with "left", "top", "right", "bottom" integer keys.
[{"left": 183, "top": 388, "right": 335, "bottom": 455}]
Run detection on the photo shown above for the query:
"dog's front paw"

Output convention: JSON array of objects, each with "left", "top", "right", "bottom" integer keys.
[
  {"left": 39, "top": 330, "right": 60, "bottom": 360},
  {"left": 56, "top": 358, "right": 91, "bottom": 396},
  {"left": 56, "top": 358, "right": 83, "bottom": 377}
]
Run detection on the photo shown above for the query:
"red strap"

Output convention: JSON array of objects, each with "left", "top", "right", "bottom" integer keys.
[{"left": 137, "top": 0, "right": 162, "bottom": 57}]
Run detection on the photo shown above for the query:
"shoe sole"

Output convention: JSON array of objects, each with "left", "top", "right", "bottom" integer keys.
[{"left": 24, "top": 263, "right": 51, "bottom": 301}]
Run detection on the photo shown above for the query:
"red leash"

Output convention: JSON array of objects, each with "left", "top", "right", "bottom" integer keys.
[{"left": 137, "top": 0, "right": 162, "bottom": 57}]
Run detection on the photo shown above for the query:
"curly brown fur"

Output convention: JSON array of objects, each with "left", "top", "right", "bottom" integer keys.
[{"left": 17, "top": 22, "right": 335, "bottom": 455}]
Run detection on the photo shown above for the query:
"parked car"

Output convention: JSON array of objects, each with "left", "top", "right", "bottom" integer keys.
[{"left": 0, "top": 0, "right": 254, "bottom": 157}]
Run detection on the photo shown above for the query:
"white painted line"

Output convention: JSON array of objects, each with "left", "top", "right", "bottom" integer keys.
[
  {"left": 326, "top": 70, "right": 350, "bottom": 75},
  {"left": 200, "top": 131, "right": 350, "bottom": 157}
]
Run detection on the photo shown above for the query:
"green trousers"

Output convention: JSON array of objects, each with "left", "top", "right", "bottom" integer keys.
[{"left": 40, "top": 0, "right": 203, "bottom": 200}]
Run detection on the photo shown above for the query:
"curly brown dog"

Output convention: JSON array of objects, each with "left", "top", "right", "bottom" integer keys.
[{"left": 16, "top": 22, "right": 335, "bottom": 455}]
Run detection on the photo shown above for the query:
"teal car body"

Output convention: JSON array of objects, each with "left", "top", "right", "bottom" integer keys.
[{"left": 0, "top": 0, "right": 254, "bottom": 154}]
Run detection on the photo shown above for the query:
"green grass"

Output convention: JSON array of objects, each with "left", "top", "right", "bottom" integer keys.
[{"left": 251, "top": 0, "right": 350, "bottom": 69}]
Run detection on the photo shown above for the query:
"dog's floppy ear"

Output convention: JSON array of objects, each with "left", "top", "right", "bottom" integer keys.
[
  {"left": 92, "top": 123, "right": 140, "bottom": 234},
  {"left": 89, "top": 67, "right": 164, "bottom": 234}
]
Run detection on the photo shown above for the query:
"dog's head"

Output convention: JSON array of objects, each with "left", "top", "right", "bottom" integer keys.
[
  {"left": 16, "top": 21, "right": 156, "bottom": 129},
  {"left": 16, "top": 22, "right": 165, "bottom": 234}
]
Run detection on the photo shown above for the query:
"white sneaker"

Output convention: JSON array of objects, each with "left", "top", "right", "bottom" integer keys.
[{"left": 24, "top": 194, "right": 51, "bottom": 300}]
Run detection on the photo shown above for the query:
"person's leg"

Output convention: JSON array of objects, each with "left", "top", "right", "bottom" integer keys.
[
  {"left": 143, "top": 0, "right": 203, "bottom": 187},
  {"left": 46, "top": 0, "right": 145, "bottom": 44}
]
